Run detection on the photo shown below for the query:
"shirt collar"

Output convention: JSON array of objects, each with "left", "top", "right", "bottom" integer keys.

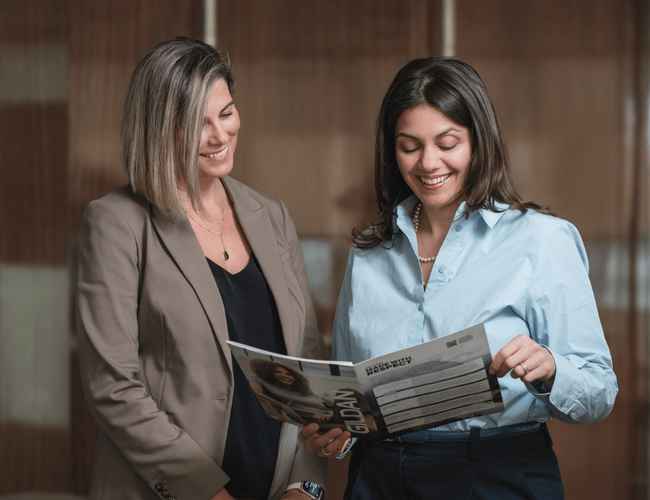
[
  {"left": 395, "top": 196, "right": 509, "bottom": 232},
  {"left": 478, "top": 201, "right": 509, "bottom": 228}
]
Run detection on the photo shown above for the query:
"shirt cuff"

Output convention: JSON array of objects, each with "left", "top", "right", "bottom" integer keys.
[{"left": 528, "top": 346, "right": 590, "bottom": 422}]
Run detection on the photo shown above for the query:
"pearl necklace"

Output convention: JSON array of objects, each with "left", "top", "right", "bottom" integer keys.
[{"left": 412, "top": 202, "right": 436, "bottom": 263}]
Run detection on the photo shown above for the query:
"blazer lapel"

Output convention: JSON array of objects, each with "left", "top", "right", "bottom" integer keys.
[
  {"left": 150, "top": 204, "right": 233, "bottom": 374},
  {"left": 224, "top": 177, "right": 300, "bottom": 356}
]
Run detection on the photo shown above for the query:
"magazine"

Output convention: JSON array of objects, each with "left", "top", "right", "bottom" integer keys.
[{"left": 227, "top": 323, "right": 504, "bottom": 439}]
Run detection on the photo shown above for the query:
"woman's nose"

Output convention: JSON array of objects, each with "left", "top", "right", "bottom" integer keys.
[
  {"left": 420, "top": 145, "right": 441, "bottom": 171},
  {"left": 206, "top": 122, "right": 228, "bottom": 144}
]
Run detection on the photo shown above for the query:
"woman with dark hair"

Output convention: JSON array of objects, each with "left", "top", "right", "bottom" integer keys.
[
  {"left": 325, "top": 57, "right": 618, "bottom": 499},
  {"left": 249, "top": 360, "right": 336, "bottom": 426},
  {"left": 77, "top": 38, "right": 326, "bottom": 500},
  {"left": 251, "top": 360, "right": 313, "bottom": 397}
]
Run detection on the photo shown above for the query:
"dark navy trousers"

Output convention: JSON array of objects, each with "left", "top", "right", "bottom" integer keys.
[{"left": 344, "top": 425, "right": 564, "bottom": 500}]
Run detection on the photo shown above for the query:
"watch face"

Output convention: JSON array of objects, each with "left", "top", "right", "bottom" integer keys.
[{"left": 302, "top": 480, "right": 323, "bottom": 498}]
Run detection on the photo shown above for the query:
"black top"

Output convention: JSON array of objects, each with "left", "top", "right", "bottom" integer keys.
[{"left": 207, "top": 256, "right": 287, "bottom": 499}]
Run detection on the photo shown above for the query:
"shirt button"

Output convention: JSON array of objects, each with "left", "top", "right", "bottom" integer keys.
[
  {"left": 417, "top": 303, "right": 423, "bottom": 311},
  {"left": 455, "top": 224, "right": 463, "bottom": 232},
  {"left": 438, "top": 267, "right": 445, "bottom": 274}
]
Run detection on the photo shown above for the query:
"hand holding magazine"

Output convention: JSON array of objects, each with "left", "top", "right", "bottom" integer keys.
[{"left": 228, "top": 323, "right": 503, "bottom": 439}]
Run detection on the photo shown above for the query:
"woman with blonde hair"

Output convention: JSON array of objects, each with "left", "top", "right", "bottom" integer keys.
[{"left": 77, "top": 38, "right": 326, "bottom": 500}]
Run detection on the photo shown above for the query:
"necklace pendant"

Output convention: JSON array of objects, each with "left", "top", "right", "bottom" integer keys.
[{"left": 223, "top": 249, "right": 230, "bottom": 261}]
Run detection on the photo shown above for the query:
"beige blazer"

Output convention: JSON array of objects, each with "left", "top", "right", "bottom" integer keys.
[{"left": 76, "top": 177, "right": 325, "bottom": 500}]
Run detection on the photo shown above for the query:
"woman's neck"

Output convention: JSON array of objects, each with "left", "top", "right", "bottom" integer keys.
[
  {"left": 197, "top": 176, "right": 229, "bottom": 216},
  {"left": 419, "top": 199, "right": 462, "bottom": 240},
  {"left": 180, "top": 176, "right": 230, "bottom": 220}
]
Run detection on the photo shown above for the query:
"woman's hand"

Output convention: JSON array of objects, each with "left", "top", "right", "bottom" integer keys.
[
  {"left": 281, "top": 489, "right": 311, "bottom": 500},
  {"left": 210, "top": 487, "right": 235, "bottom": 500},
  {"left": 301, "top": 423, "right": 351, "bottom": 459},
  {"left": 489, "top": 335, "right": 556, "bottom": 384}
]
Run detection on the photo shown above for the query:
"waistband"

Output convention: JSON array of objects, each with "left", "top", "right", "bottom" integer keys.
[{"left": 384, "top": 421, "right": 543, "bottom": 444}]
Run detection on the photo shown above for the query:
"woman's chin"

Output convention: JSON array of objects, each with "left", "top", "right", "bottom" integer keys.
[
  {"left": 198, "top": 160, "right": 234, "bottom": 180},
  {"left": 416, "top": 190, "right": 462, "bottom": 213}
]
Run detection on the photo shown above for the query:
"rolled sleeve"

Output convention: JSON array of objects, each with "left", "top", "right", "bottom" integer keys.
[{"left": 525, "top": 220, "right": 618, "bottom": 423}]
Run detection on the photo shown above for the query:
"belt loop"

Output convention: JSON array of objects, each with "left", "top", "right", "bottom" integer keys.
[{"left": 468, "top": 427, "right": 480, "bottom": 461}]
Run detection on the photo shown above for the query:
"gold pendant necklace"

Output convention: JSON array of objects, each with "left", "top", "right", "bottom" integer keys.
[{"left": 188, "top": 213, "right": 230, "bottom": 261}]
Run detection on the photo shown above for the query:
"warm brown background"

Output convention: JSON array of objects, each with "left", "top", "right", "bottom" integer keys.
[{"left": 1, "top": 1, "right": 648, "bottom": 499}]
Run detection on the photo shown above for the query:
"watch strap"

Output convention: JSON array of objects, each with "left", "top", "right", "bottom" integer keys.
[{"left": 286, "top": 480, "right": 324, "bottom": 500}]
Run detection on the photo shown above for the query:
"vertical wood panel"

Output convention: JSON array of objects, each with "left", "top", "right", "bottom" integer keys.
[
  {"left": 1, "top": 1, "right": 203, "bottom": 495},
  {"left": 0, "top": 0, "right": 69, "bottom": 266},
  {"left": 0, "top": 0, "right": 72, "bottom": 494},
  {"left": 218, "top": 0, "right": 439, "bottom": 239}
]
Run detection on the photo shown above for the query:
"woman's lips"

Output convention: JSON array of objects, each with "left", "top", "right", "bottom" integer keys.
[
  {"left": 417, "top": 173, "right": 451, "bottom": 188},
  {"left": 200, "top": 145, "right": 229, "bottom": 160}
]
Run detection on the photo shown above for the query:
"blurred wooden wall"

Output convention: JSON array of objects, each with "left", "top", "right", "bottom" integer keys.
[
  {"left": 0, "top": 1, "right": 646, "bottom": 498},
  {"left": 0, "top": 0, "right": 203, "bottom": 495},
  {"left": 1, "top": 1, "right": 72, "bottom": 494}
]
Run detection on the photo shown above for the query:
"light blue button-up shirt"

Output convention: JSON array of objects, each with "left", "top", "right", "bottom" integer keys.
[{"left": 332, "top": 196, "right": 618, "bottom": 431}]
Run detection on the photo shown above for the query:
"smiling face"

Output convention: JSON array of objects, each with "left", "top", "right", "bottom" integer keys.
[
  {"left": 273, "top": 366, "right": 297, "bottom": 386},
  {"left": 395, "top": 103, "right": 472, "bottom": 215},
  {"left": 197, "top": 78, "right": 240, "bottom": 181}
]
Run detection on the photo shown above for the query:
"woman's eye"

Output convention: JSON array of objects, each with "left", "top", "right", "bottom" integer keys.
[
  {"left": 220, "top": 112, "right": 233, "bottom": 119},
  {"left": 399, "top": 143, "right": 419, "bottom": 153},
  {"left": 438, "top": 142, "right": 458, "bottom": 151}
]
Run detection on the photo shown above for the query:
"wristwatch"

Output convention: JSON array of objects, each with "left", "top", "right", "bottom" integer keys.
[{"left": 286, "top": 480, "right": 324, "bottom": 500}]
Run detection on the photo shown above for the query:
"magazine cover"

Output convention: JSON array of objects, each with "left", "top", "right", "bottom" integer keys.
[{"left": 228, "top": 324, "right": 503, "bottom": 439}]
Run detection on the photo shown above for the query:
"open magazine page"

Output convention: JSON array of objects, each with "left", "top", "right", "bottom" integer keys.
[
  {"left": 227, "top": 342, "right": 381, "bottom": 436},
  {"left": 354, "top": 324, "right": 504, "bottom": 435}
]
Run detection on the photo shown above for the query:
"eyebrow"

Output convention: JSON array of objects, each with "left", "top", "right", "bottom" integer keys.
[
  {"left": 396, "top": 127, "right": 462, "bottom": 140},
  {"left": 220, "top": 101, "right": 235, "bottom": 113}
]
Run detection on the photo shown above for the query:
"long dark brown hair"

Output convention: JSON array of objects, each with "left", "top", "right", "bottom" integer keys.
[
  {"left": 353, "top": 57, "right": 546, "bottom": 249},
  {"left": 250, "top": 359, "right": 311, "bottom": 396}
]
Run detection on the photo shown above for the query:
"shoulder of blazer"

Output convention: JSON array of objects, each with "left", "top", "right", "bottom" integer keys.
[
  {"left": 83, "top": 186, "right": 150, "bottom": 233},
  {"left": 80, "top": 187, "right": 153, "bottom": 270}
]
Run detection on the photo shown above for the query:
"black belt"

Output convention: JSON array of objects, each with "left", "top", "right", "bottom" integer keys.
[{"left": 384, "top": 421, "right": 544, "bottom": 444}]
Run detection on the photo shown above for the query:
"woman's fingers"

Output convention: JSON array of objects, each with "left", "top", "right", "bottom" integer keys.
[
  {"left": 316, "top": 431, "right": 351, "bottom": 458},
  {"left": 519, "top": 349, "right": 556, "bottom": 383},
  {"left": 490, "top": 335, "right": 534, "bottom": 377},
  {"left": 301, "top": 425, "right": 351, "bottom": 458},
  {"left": 301, "top": 423, "right": 320, "bottom": 439},
  {"left": 490, "top": 335, "right": 556, "bottom": 383}
]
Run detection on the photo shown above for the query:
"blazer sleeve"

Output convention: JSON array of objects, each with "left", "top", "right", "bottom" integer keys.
[
  {"left": 76, "top": 200, "right": 228, "bottom": 500},
  {"left": 277, "top": 202, "right": 327, "bottom": 488}
]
